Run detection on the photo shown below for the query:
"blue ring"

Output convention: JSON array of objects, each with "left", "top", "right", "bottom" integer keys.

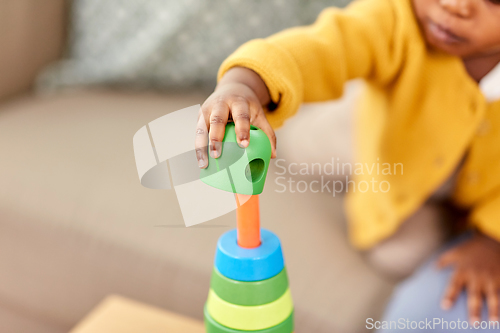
[{"left": 215, "top": 229, "right": 284, "bottom": 282}]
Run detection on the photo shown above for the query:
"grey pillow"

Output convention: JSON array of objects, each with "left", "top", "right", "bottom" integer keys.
[{"left": 37, "top": 0, "right": 351, "bottom": 92}]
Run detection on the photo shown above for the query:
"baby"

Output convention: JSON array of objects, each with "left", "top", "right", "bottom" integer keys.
[{"left": 195, "top": 0, "right": 500, "bottom": 324}]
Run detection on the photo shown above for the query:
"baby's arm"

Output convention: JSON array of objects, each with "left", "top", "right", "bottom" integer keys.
[{"left": 196, "top": 0, "right": 404, "bottom": 168}]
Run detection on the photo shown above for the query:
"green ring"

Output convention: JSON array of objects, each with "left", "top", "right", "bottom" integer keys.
[
  {"left": 211, "top": 267, "right": 289, "bottom": 306},
  {"left": 204, "top": 305, "right": 294, "bottom": 333},
  {"left": 207, "top": 288, "right": 293, "bottom": 331}
]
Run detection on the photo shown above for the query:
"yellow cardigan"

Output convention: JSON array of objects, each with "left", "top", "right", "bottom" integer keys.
[{"left": 218, "top": 0, "right": 500, "bottom": 249}]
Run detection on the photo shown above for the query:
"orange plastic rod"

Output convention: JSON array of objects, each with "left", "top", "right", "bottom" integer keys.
[{"left": 236, "top": 194, "right": 261, "bottom": 248}]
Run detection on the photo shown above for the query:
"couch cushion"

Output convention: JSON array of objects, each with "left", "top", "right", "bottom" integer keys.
[
  {"left": 0, "top": 0, "right": 66, "bottom": 101},
  {"left": 0, "top": 90, "right": 392, "bottom": 332},
  {"left": 37, "top": 0, "right": 352, "bottom": 92}
]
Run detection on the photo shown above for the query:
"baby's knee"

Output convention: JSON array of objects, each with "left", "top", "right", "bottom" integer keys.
[{"left": 364, "top": 204, "right": 449, "bottom": 280}]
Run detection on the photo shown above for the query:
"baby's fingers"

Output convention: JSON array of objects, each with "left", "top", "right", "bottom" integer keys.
[
  {"left": 209, "top": 101, "right": 230, "bottom": 159},
  {"left": 195, "top": 108, "right": 209, "bottom": 169},
  {"left": 467, "top": 278, "right": 482, "bottom": 325},
  {"left": 442, "top": 271, "right": 465, "bottom": 310},
  {"left": 253, "top": 112, "right": 277, "bottom": 159},
  {"left": 486, "top": 280, "right": 499, "bottom": 322},
  {"left": 231, "top": 100, "right": 251, "bottom": 148}
]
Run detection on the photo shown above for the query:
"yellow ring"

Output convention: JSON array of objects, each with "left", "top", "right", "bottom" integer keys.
[{"left": 207, "top": 288, "right": 293, "bottom": 331}]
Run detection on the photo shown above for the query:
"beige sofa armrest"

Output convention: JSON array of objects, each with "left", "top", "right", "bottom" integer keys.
[{"left": 0, "top": 0, "right": 66, "bottom": 102}]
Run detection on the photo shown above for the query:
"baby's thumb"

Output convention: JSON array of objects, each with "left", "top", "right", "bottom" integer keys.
[{"left": 253, "top": 117, "right": 277, "bottom": 159}]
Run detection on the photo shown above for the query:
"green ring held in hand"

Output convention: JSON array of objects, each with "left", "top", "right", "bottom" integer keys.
[
  {"left": 204, "top": 306, "right": 294, "bottom": 333},
  {"left": 199, "top": 123, "right": 272, "bottom": 195},
  {"left": 210, "top": 267, "right": 289, "bottom": 306}
]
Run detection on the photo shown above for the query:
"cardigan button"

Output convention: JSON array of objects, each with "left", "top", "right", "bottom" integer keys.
[
  {"left": 434, "top": 156, "right": 445, "bottom": 167},
  {"left": 470, "top": 100, "right": 478, "bottom": 113},
  {"left": 476, "top": 120, "right": 491, "bottom": 136},
  {"left": 395, "top": 193, "right": 408, "bottom": 203},
  {"left": 466, "top": 172, "right": 479, "bottom": 184}
]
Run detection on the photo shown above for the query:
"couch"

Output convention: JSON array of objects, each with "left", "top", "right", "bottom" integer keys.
[{"left": 0, "top": 2, "right": 394, "bottom": 332}]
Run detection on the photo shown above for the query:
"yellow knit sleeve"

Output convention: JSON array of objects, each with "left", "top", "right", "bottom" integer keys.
[
  {"left": 218, "top": 0, "right": 408, "bottom": 129},
  {"left": 470, "top": 192, "right": 500, "bottom": 242}
]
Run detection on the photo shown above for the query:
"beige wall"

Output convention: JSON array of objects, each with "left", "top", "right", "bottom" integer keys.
[{"left": 0, "top": 0, "right": 66, "bottom": 101}]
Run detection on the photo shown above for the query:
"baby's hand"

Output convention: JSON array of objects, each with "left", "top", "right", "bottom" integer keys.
[
  {"left": 438, "top": 232, "right": 500, "bottom": 325},
  {"left": 195, "top": 67, "right": 276, "bottom": 169}
]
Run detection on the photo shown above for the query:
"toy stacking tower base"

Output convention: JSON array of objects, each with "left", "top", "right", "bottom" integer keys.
[{"left": 204, "top": 229, "right": 294, "bottom": 333}]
